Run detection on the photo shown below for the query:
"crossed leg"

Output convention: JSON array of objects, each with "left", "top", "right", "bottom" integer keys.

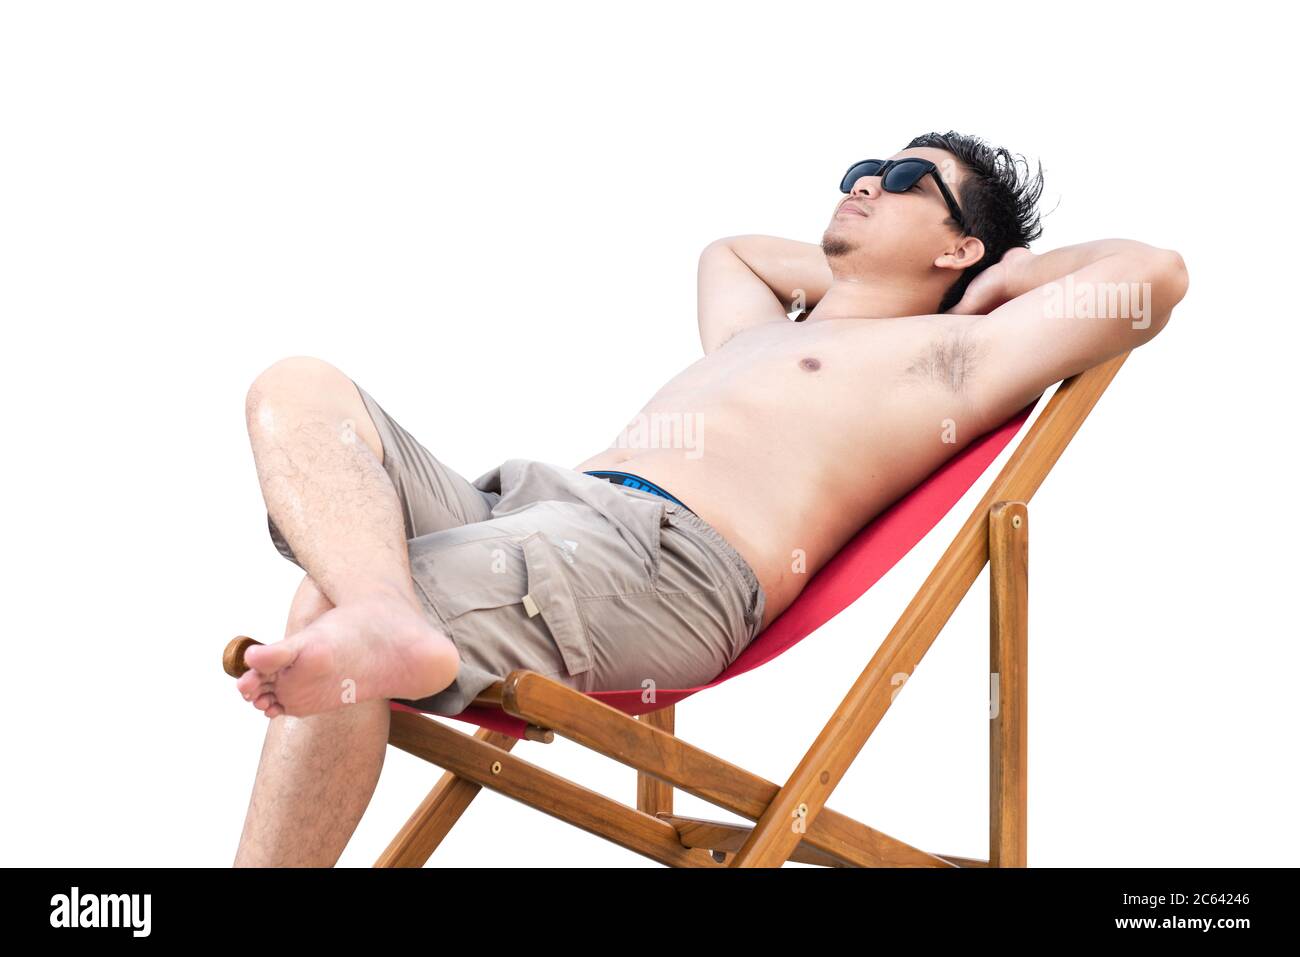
[
  {"left": 233, "top": 574, "right": 391, "bottom": 867},
  {"left": 236, "top": 356, "right": 460, "bottom": 718},
  {"left": 235, "top": 356, "right": 499, "bottom": 865}
]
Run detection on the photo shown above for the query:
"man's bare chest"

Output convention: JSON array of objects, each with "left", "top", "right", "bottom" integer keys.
[{"left": 662, "top": 315, "right": 974, "bottom": 411}]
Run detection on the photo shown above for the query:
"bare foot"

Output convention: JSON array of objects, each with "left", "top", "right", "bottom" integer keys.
[{"left": 236, "top": 591, "right": 459, "bottom": 718}]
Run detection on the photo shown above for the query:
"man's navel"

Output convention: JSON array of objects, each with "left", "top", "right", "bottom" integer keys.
[{"left": 799, "top": 356, "right": 822, "bottom": 372}]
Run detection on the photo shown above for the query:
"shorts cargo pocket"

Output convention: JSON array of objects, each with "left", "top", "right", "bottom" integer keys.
[
  {"left": 520, "top": 531, "right": 594, "bottom": 680},
  {"left": 414, "top": 534, "right": 529, "bottom": 620}
]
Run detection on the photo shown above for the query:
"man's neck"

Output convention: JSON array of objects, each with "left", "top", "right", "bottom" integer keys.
[{"left": 804, "top": 278, "right": 939, "bottom": 322}]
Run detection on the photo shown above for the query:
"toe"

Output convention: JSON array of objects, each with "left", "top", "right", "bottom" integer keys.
[
  {"left": 236, "top": 669, "right": 268, "bottom": 698},
  {"left": 244, "top": 636, "right": 301, "bottom": 676}
]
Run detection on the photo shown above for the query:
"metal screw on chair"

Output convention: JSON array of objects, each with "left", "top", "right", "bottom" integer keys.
[
  {"left": 1012, "top": 515, "right": 1022, "bottom": 528},
  {"left": 491, "top": 760, "right": 502, "bottom": 775}
]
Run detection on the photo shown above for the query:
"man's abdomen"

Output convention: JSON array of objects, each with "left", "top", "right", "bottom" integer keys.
[{"left": 572, "top": 442, "right": 866, "bottom": 628}]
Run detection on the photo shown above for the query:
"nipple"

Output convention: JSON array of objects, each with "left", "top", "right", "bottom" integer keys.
[{"left": 799, "top": 357, "right": 822, "bottom": 372}]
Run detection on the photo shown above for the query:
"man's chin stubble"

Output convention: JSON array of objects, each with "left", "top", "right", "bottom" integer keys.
[{"left": 821, "top": 233, "right": 856, "bottom": 258}]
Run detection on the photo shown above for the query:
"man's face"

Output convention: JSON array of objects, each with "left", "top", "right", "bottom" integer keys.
[{"left": 821, "top": 146, "right": 968, "bottom": 277}]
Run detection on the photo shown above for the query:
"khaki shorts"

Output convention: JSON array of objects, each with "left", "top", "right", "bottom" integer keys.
[{"left": 267, "top": 380, "right": 766, "bottom": 716}]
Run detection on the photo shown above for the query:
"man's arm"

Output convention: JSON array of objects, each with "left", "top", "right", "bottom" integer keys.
[
  {"left": 954, "top": 238, "right": 1190, "bottom": 429},
  {"left": 697, "top": 235, "right": 833, "bottom": 354}
]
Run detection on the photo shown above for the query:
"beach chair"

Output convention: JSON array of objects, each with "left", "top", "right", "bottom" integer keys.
[{"left": 224, "top": 352, "right": 1129, "bottom": 867}]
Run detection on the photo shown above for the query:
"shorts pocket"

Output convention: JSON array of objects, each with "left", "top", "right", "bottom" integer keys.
[
  {"left": 520, "top": 531, "right": 594, "bottom": 679},
  {"left": 411, "top": 530, "right": 596, "bottom": 687},
  {"left": 414, "top": 533, "right": 528, "bottom": 618},
  {"left": 601, "top": 492, "right": 669, "bottom": 587}
]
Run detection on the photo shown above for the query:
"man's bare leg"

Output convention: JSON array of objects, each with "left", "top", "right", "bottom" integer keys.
[
  {"left": 237, "top": 355, "right": 459, "bottom": 718},
  {"left": 235, "top": 574, "right": 390, "bottom": 867}
]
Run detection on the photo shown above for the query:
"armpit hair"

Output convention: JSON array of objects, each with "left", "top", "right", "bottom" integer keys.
[{"left": 905, "top": 326, "right": 981, "bottom": 393}]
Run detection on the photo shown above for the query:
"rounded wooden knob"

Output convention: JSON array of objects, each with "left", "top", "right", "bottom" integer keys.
[{"left": 223, "top": 635, "right": 262, "bottom": 678}]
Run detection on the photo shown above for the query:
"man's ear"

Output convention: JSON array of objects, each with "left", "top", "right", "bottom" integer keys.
[{"left": 935, "top": 235, "right": 985, "bottom": 272}]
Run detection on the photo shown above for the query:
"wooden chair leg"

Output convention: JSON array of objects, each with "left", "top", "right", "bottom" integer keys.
[
  {"left": 636, "top": 705, "right": 675, "bottom": 817},
  {"left": 375, "top": 725, "right": 518, "bottom": 867},
  {"left": 989, "top": 501, "right": 1028, "bottom": 867}
]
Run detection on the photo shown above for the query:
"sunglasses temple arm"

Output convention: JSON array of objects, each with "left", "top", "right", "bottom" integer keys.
[{"left": 932, "top": 173, "right": 965, "bottom": 228}]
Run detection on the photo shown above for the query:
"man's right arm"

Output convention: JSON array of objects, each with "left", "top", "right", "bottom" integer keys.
[
  {"left": 697, "top": 235, "right": 833, "bottom": 354},
  {"left": 957, "top": 239, "right": 1190, "bottom": 431}
]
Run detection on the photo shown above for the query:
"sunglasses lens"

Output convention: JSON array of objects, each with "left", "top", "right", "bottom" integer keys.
[
  {"left": 840, "top": 160, "right": 885, "bottom": 192},
  {"left": 882, "top": 161, "right": 926, "bottom": 192}
]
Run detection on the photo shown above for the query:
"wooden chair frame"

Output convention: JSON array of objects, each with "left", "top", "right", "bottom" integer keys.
[{"left": 226, "top": 353, "right": 1127, "bottom": 867}]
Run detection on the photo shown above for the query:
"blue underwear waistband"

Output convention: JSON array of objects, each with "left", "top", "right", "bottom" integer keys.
[{"left": 582, "top": 470, "right": 695, "bottom": 514}]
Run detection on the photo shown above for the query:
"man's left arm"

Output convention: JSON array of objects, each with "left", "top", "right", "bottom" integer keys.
[{"left": 952, "top": 238, "right": 1190, "bottom": 429}]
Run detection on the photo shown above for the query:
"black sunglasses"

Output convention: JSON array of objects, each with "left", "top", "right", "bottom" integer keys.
[{"left": 839, "top": 158, "right": 966, "bottom": 230}]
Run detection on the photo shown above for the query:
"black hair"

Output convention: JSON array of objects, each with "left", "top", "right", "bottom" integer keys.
[{"left": 904, "top": 131, "right": 1046, "bottom": 312}]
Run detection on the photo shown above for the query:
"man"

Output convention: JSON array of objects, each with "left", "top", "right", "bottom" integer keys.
[{"left": 233, "top": 130, "right": 1188, "bottom": 865}]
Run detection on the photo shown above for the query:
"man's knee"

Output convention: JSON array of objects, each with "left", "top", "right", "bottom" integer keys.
[
  {"left": 246, "top": 355, "right": 347, "bottom": 412},
  {"left": 245, "top": 355, "right": 383, "bottom": 460}
]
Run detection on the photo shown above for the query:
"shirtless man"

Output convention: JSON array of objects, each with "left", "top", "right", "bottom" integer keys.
[{"left": 233, "top": 131, "right": 1188, "bottom": 865}]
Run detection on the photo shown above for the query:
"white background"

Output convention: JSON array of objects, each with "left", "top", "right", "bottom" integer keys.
[{"left": 1, "top": 0, "right": 1294, "bottom": 867}]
